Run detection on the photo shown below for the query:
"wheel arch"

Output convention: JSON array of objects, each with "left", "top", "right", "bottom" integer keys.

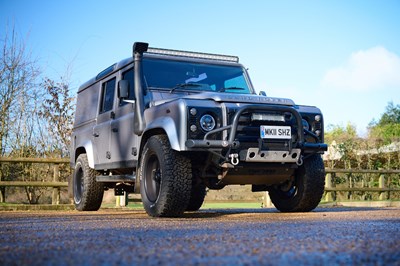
[
  {"left": 73, "top": 140, "right": 95, "bottom": 169},
  {"left": 139, "top": 116, "right": 184, "bottom": 162}
]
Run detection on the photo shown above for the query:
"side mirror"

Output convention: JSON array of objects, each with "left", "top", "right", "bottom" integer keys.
[
  {"left": 118, "top": 80, "right": 130, "bottom": 99},
  {"left": 259, "top": 91, "right": 267, "bottom": 96}
]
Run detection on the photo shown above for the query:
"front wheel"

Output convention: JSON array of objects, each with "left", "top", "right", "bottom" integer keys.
[
  {"left": 269, "top": 154, "right": 325, "bottom": 212},
  {"left": 185, "top": 181, "right": 207, "bottom": 212},
  {"left": 139, "top": 135, "right": 192, "bottom": 217},
  {"left": 73, "top": 154, "right": 104, "bottom": 211}
]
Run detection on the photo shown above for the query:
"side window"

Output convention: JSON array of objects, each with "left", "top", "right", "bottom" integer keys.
[
  {"left": 120, "top": 68, "right": 135, "bottom": 106},
  {"left": 100, "top": 78, "right": 116, "bottom": 113}
]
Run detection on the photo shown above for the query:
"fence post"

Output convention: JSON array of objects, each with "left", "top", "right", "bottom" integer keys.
[
  {"left": 379, "top": 173, "right": 386, "bottom": 200},
  {"left": 0, "top": 187, "right": 4, "bottom": 203},
  {"left": 115, "top": 193, "right": 127, "bottom": 207},
  {"left": 120, "top": 192, "right": 127, "bottom": 207},
  {"left": 348, "top": 173, "right": 352, "bottom": 200},
  {"left": 115, "top": 195, "right": 120, "bottom": 207},
  {"left": 52, "top": 164, "right": 60, "bottom": 205},
  {"left": 263, "top": 191, "right": 273, "bottom": 208},
  {"left": 0, "top": 164, "right": 5, "bottom": 203},
  {"left": 325, "top": 173, "right": 333, "bottom": 202}
]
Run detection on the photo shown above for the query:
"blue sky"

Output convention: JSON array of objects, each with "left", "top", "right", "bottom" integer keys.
[{"left": 1, "top": 0, "right": 399, "bottom": 135}]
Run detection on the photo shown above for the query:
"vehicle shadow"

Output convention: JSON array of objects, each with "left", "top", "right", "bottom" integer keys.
[{"left": 181, "top": 205, "right": 390, "bottom": 219}]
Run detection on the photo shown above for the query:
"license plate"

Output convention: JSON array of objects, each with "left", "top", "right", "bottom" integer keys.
[{"left": 260, "top": 125, "right": 291, "bottom": 139}]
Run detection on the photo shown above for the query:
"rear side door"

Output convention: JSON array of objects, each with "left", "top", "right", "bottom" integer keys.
[{"left": 93, "top": 77, "right": 116, "bottom": 168}]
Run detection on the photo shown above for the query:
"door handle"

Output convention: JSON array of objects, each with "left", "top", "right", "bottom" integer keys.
[
  {"left": 93, "top": 132, "right": 99, "bottom": 137},
  {"left": 112, "top": 128, "right": 118, "bottom": 133}
]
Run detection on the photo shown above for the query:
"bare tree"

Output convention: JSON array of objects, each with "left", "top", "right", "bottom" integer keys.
[
  {"left": 39, "top": 77, "right": 75, "bottom": 157},
  {"left": 0, "top": 24, "right": 76, "bottom": 204},
  {"left": 0, "top": 24, "right": 41, "bottom": 202},
  {"left": 0, "top": 24, "right": 40, "bottom": 156}
]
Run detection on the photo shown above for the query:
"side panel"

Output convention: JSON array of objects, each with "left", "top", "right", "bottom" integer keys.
[
  {"left": 71, "top": 123, "right": 97, "bottom": 169},
  {"left": 70, "top": 82, "right": 100, "bottom": 167},
  {"left": 79, "top": 140, "right": 96, "bottom": 169},
  {"left": 93, "top": 115, "right": 112, "bottom": 165}
]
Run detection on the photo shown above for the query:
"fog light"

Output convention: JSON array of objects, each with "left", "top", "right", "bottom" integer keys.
[
  {"left": 190, "top": 108, "right": 197, "bottom": 116},
  {"left": 315, "top": 130, "right": 321, "bottom": 136},
  {"left": 190, "top": 125, "right": 197, "bottom": 132}
]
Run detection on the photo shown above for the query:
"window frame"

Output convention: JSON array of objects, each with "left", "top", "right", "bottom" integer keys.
[
  {"left": 119, "top": 67, "right": 135, "bottom": 107},
  {"left": 99, "top": 77, "right": 116, "bottom": 114}
]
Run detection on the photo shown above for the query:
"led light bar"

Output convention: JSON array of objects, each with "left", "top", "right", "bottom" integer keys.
[
  {"left": 146, "top": 47, "right": 239, "bottom": 63},
  {"left": 251, "top": 113, "right": 285, "bottom": 122}
]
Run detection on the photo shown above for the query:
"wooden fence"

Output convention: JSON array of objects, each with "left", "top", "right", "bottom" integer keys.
[
  {"left": 0, "top": 157, "right": 70, "bottom": 205},
  {"left": 0, "top": 157, "right": 399, "bottom": 205},
  {"left": 324, "top": 168, "right": 400, "bottom": 202}
]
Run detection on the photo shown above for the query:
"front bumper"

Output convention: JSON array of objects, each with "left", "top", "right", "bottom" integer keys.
[{"left": 185, "top": 105, "right": 328, "bottom": 156}]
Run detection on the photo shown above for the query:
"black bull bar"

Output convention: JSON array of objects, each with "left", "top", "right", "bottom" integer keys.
[{"left": 185, "top": 105, "right": 328, "bottom": 153}]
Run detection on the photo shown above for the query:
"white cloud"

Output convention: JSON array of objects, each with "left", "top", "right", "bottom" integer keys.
[{"left": 321, "top": 46, "right": 400, "bottom": 91}]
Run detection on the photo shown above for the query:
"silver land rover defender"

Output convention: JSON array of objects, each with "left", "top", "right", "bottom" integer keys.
[{"left": 70, "top": 42, "right": 327, "bottom": 217}]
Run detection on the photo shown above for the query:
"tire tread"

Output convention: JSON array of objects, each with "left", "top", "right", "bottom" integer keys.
[
  {"left": 74, "top": 154, "right": 104, "bottom": 211},
  {"left": 140, "top": 135, "right": 192, "bottom": 217},
  {"left": 269, "top": 154, "right": 325, "bottom": 212}
]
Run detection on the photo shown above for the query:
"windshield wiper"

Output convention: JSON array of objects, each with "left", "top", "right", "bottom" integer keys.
[
  {"left": 170, "top": 83, "right": 202, "bottom": 93},
  {"left": 218, "top": 87, "right": 245, "bottom": 92}
]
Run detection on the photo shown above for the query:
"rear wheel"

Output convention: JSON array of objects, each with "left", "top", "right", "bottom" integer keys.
[
  {"left": 139, "top": 135, "right": 192, "bottom": 217},
  {"left": 269, "top": 154, "right": 325, "bottom": 212},
  {"left": 73, "top": 154, "right": 104, "bottom": 211}
]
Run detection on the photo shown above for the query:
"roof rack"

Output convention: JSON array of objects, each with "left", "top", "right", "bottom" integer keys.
[{"left": 146, "top": 47, "right": 239, "bottom": 63}]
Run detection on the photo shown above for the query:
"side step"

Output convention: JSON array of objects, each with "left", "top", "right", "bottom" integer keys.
[{"left": 96, "top": 175, "right": 136, "bottom": 183}]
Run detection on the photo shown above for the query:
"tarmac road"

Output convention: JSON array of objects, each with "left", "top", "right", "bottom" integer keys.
[{"left": 0, "top": 207, "right": 399, "bottom": 266}]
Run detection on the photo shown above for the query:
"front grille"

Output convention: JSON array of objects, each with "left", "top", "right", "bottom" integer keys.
[
  {"left": 313, "top": 121, "right": 322, "bottom": 131},
  {"left": 227, "top": 108, "right": 296, "bottom": 151}
]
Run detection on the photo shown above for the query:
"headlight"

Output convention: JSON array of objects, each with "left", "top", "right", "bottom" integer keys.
[{"left": 200, "top": 114, "right": 216, "bottom": 131}]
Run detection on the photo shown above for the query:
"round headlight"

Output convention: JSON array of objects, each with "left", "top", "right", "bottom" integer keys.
[{"left": 200, "top": 114, "right": 216, "bottom": 131}]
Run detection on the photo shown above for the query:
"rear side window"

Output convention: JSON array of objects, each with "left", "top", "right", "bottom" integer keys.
[{"left": 100, "top": 78, "right": 116, "bottom": 113}]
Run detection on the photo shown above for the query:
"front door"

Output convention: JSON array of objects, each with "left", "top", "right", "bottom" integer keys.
[{"left": 110, "top": 67, "right": 138, "bottom": 168}]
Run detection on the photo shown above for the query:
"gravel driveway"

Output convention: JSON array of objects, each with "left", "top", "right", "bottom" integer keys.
[{"left": 0, "top": 207, "right": 399, "bottom": 265}]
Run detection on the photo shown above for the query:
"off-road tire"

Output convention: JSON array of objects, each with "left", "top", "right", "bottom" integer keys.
[
  {"left": 73, "top": 154, "right": 104, "bottom": 211},
  {"left": 269, "top": 154, "right": 325, "bottom": 212},
  {"left": 186, "top": 181, "right": 207, "bottom": 212},
  {"left": 139, "top": 135, "right": 192, "bottom": 217}
]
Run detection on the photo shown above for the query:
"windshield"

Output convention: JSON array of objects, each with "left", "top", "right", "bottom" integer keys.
[{"left": 142, "top": 58, "right": 252, "bottom": 94}]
